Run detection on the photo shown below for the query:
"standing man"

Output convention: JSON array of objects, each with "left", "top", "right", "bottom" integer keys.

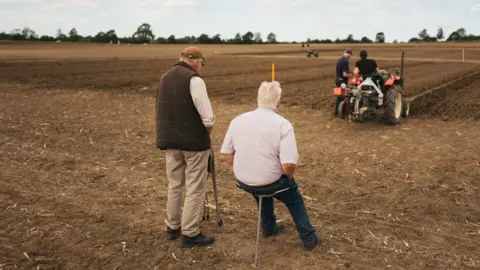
[
  {"left": 334, "top": 48, "right": 352, "bottom": 117},
  {"left": 156, "top": 46, "right": 216, "bottom": 248},
  {"left": 220, "top": 81, "right": 319, "bottom": 250}
]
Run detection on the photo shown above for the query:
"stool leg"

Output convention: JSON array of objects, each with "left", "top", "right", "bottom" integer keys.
[{"left": 254, "top": 196, "right": 263, "bottom": 267}]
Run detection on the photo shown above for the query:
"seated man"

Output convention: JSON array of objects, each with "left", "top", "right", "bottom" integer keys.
[
  {"left": 351, "top": 67, "right": 362, "bottom": 86},
  {"left": 219, "top": 81, "right": 319, "bottom": 250},
  {"left": 355, "top": 50, "right": 389, "bottom": 84}
]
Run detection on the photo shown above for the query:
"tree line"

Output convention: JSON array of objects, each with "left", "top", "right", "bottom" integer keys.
[
  {"left": 408, "top": 27, "right": 479, "bottom": 42},
  {"left": 0, "top": 23, "right": 278, "bottom": 44},
  {"left": 0, "top": 23, "right": 478, "bottom": 44}
]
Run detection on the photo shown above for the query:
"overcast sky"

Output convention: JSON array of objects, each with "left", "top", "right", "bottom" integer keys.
[{"left": 1, "top": 0, "right": 479, "bottom": 42}]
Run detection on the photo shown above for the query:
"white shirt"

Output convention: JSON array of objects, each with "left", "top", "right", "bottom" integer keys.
[
  {"left": 190, "top": 76, "right": 215, "bottom": 127},
  {"left": 220, "top": 107, "right": 299, "bottom": 186}
]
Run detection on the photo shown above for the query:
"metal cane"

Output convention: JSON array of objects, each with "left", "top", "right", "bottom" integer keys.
[{"left": 203, "top": 149, "right": 224, "bottom": 227}]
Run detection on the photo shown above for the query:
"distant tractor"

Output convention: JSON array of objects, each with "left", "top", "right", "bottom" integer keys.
[
  {"left": 307, "top": 50, "right": 319, "bottom": 57},
  {"left": 333, "top": 52, "right": 410, "bottom": 125}
]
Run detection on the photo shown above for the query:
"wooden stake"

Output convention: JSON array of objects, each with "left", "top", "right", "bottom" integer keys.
[{"left": 272, "top": 63, "right": 275, "bottom": 81}]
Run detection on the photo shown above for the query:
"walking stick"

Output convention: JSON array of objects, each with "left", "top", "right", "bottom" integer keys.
[{"left": 203, "top": 148, "right": 224, "bottom": 227}]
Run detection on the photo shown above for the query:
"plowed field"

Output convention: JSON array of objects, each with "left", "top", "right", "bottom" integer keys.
[{"left": 1, "top": 43, "right": 479, "bottom": 270}]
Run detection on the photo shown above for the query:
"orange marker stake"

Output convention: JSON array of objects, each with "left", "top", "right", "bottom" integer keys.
[{"left": 272, "top": 63, "right": 275, "bottom": 81}]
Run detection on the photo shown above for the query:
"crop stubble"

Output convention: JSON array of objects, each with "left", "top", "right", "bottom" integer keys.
[{"left": 0, "top": 44, "right": 479, "bottom": 269}]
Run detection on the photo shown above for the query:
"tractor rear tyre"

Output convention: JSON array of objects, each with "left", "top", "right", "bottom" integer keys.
[
  {"left": 338, "top": 100, "right": 348, "bottom": 119},
  {"left": 384, "top": 85, "right": 403, "bottom": 125}
]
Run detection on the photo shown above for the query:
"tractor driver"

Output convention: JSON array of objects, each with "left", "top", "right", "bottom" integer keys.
[
  {"left": 334, "top": 48, "right": 352, "bottom": 117},
  {"left": 355, "top": 50, "right": 389, "bottom": 78}
]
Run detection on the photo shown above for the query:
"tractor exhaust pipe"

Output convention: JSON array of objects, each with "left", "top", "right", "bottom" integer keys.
[{"left": 400, "top": 51, "right": 405, "bottom": 87}]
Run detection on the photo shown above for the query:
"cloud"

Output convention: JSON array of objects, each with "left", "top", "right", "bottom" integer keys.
[
  {"left": 136, "top": 0, "right": 198, "bottom": 10},
  {"left": 0, "top": 0, "right": 41, "bottom": 2},
  {"left": 0, "top": 0, "right": 98, "bottom": 10},
  {"left": 164, "top": 0, "right": 197, "bottom": 7},
  {"left": 471, "top": 4, "right": 480, "bottom": 12}
]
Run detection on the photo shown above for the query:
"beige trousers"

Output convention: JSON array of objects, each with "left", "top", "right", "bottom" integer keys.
[{"left": 164, "top": 149, "right": 209, "bottom": 237}]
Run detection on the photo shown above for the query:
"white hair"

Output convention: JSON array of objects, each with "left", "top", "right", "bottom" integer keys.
[{"left": 257, "top": 81, "right": 282, "bottom": 110}]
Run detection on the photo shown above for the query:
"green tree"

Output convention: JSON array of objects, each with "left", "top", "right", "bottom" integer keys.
[
  {"left": 69, "top": 28, "right": 81, "bottom": 42},
  {"left": 242, "top": 31, "right": 254, "bottom": 44},
  {"left": 56, "top": 28, "right": 67, "bottom": 40},
  {"left": 211, "top": 34, "right": 222, "bottom": 44},
  {"left": 345, "top": 34, "right": 354, "bottom": 43},
  {"left": 375, "top": 32, "right": 385, "bottom": 43},
  {"left": 253, "top": 32, "right": 262, "bottom": 44},
  {"left": 21, "top": 27, "right": 37, "bottom": 39},
  {"left": 155, "top": 37, "right": 167, "bottom": 44},
  {"left": 105, "top": 30, "right": 118, "bottom": 43},
  {"left": 267, "top": 32, "right": 277, "bottom": 43},
  {"left": 167, "top": 34, "right": 176, "bottom": 44},
  {"left": 197, "top": 33, "right": 210, "bottom": 44},
  {"left": 436, "top": 27, "right": 444, "bottom": 40},
  {"left": 446, "top": 28, "right": 467, "bottom": 41},
  {"left": 418, "top": 29, "right": 429, "bottom": 40},
  {"left": 133, "top": 23, "right": 155, "bottom": 43},
  {"left": 93, "top": 31, "right": 107, "bottom": 43},
  {"left": 360, "top": 36, "right": 372, "bottom": 43}
]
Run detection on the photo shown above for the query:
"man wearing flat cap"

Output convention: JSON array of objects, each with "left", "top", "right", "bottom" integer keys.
[{"left": 156, "top": 46, "right": 216, "bottom": 248}]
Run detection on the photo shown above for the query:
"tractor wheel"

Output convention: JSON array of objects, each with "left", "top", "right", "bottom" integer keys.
[
  {"left": 384, "top": 85, "right": 403, "bottom": 125},
  {"left": 401, "top": 97, "right": 410, "bottom": 118},
  {"left": 338, "top": 100, "right": 348, "bottom": 119}
]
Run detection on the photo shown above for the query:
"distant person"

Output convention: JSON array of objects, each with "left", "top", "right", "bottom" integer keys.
[
  {"left": 220, "top": 81, "right": 319, "bottom": 251},
  {"left": 355, "top": 49, "right": 388, "bottom": 77},
  {"left": 156, "top": 46, "right": 216, "bottom": 248},
  {"left": 334, "top": 48, "right": 352, "bottom": 117}
]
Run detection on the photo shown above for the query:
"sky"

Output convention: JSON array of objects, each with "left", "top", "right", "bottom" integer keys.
[{"left": 1, "top": 0, "right": 479, "bottom": 42}]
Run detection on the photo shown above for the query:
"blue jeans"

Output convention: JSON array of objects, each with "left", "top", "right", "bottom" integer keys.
[{"left": 236, "top": 176, "right": 317, "bottom": 245}]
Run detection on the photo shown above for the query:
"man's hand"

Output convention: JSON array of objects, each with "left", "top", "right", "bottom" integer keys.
[
  {"left": 221, "top": 153, "right": 234, "bottom": 166},
  {"left": 282, "top": 163, "right": 296, "bottom": 180},
  {"left": 206, "top": 126, "right": 213, "bottom": 135}
]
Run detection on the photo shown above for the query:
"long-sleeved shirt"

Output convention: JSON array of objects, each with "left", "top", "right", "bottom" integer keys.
[{"left": 190, "top": 76, "right": 215, "bottom": 128}]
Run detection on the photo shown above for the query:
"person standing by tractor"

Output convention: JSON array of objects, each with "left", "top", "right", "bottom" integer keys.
[
  {"left": 334, "top": 48, "right": 352, "bottom": 117},
  {"left": 156, "top": 46, "right": 216, "bottom": 248}
]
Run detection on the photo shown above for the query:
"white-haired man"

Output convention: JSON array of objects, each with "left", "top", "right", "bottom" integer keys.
[
  {"left": 156, "top": 46, "right": 215, "bottom": 248},
  {"left": 219, "top": 81, "right": 319, "bottom": 250}
]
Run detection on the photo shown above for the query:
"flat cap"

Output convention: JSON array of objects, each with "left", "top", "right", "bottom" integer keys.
[{"left": 181, "top": 46, "right": 207, "bottom": 63}]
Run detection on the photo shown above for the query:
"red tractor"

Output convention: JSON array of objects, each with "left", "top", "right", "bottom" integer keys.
[{"left": 333, "top": 52, "right": 410, "bottom": 125}]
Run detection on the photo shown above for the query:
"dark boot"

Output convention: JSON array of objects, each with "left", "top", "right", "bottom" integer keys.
[
  {"left": 180, "top": 232, "right": 215, "bottom": 248},
  {"left": 167, "top": 226, "right": 181, "bottom": 241},
  {"left": 302, "top": 233, "right": 319, "bottom": 251},
  {"left": 263, "top": 223, "right": 285, "bottom": 238}
]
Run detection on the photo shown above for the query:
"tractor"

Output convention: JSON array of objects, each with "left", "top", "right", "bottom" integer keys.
[
  {"left": 333, "top": 52, "right": 410, "bottom": 125},
  {"left": 307, "top": 51, "right": 319, "bottom": 57}
]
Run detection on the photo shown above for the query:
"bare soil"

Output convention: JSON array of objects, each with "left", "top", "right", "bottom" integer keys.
[{"left": 1, "top": 44, "right": 479, "bottom": 270}]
